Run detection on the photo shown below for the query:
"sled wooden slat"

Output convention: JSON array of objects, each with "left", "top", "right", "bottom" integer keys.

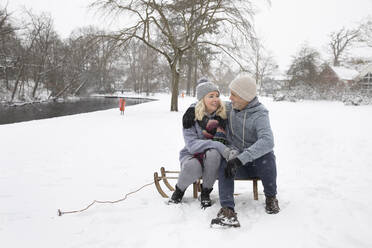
[
  {"left": 163, "top": 170, "right": 180, "bottom": 173},
  {"left": 154, "top": 167, "right": 260, "bottom": 200},
  {"left": 193, "top": 180, "right": 201, "bottom": 198},
  {"left": 253, "top": 179, "right": 258, "bottom": 200},
  {"left": 154, "top": 172, "right": 168, "bottom": 198},
  {"left": 161, "top": 167, "right": 175, "bottom": 191}
]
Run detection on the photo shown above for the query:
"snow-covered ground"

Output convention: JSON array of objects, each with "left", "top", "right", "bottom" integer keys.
[{"left": 1, "top": 94, "right": 372, "bottom": 248}]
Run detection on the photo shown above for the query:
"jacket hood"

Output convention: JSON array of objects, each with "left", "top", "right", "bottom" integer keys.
[{"left": 237, "top": 97, "right": 267, "bottom": 115}]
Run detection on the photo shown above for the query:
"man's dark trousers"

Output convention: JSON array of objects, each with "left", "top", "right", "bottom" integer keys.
[{"left": 218, "top": 151, "right": 277, "bottom": 209}]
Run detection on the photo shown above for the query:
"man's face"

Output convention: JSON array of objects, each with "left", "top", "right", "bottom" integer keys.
[{"left": 229, "top": 90, "right": 249, "bottom": 110}]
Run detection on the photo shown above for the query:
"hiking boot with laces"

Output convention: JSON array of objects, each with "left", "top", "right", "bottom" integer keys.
[
  {"left": 168, "top": 185, "right": 185, "bottom": 204},
  {"left": 200, "top": 186, "right": 213, "bottom": 209},
  {"left": 210, "top": 207, "right": 240, "bottom": 228},
  {"left": 265, "top": 196, "right": 280, "bottom": 214}
]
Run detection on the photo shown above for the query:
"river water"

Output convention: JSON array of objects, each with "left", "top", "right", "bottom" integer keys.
[{"left": 0, "top": 97, "right": 154, "bottom": 125}]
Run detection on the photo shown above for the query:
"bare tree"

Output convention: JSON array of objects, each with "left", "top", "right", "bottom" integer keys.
[
  {"left": 122, "top": 39, "right": 160, "bottom": 95},
  {"left": 328, "top": 27, "right": 359, "bottom": 66},
  {"left": 244, "top": 39, "right": 278, "bottom": 92},
  {"left": 1, "top": 4, "right": 129, "bottom": 102},
  {"left": 52, "top": 27, "right": 121, "bottom": 98},
  {"left": 0, "top": 4, "right": 14, "bottom": 37},
  {"left": 0, "top": 4, "right": 18, "bottom": 91},
  {"left": 182, "top": 44, "right": 216, "bottom": 96},
  {"left": 8, "top": 10, "right": 65, "bottom": 102},
  {"left": 25, "top": 11, "right": 59, "bottom": 98},
  {"left": 287, "top": 45, "right": 321, "bottom": 88},
  {"left": 359, "top": 17, "right": 372, "bottom": 48},
  {"left": 256, "top": 55, "right": 278, "bottom": 94},
  {"left": 212, "top": 59, "right": 235, "bottom": 95},
  {"left": 10, "top": 11, "right": 46, "bottom": 102},
  {"left": 92, "top": 0, "right": 256, "bottom": 111}
]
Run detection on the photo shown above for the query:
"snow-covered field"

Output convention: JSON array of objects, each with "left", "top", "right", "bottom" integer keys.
[{"left": 1, "top": 94, "right": 372, "bottom": 248}]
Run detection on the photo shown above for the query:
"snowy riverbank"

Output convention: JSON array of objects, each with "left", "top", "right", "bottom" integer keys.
[{"left": 1, "top": 94, "right": 372, "bottom": 248}]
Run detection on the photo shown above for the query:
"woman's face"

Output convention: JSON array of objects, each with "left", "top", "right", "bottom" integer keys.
[{"left": 203, "top": 91, "right": 220, "bottom": 114}]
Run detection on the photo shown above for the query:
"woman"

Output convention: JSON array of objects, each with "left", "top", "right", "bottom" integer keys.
[{"left": 169, "top": 80, "right": 231, "bottom": 208}]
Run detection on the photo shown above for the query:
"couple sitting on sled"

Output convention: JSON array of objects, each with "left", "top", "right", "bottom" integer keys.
[{"left": 168, "top": 75, "right": 280, "bottom": 228}]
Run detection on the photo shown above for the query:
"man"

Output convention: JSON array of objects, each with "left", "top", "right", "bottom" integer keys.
[{"left": 211, "top": 75, "right": 280, "bottom": 228}]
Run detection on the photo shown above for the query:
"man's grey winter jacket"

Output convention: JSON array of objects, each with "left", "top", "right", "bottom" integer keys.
[{"left": 226, "top": 97, "right": 274, "bottom": 165}]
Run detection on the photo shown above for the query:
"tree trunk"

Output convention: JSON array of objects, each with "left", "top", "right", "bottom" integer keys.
[
  {"left": 333, "top": 57, "right": 340, "bottom": 66},
  {"left": 170, "top": 57, "right": 181, "bottom": 111},
  {"left": 254, "top": 50, "right": 261, "bottom": 94},
  {"left": 73, "top": 80, "right": 87, "bottom": 96},
  {"left": 139, "top": 75, "right": 143, "bottom": 94},
  {"left": 5, "top": 67, "right": 9, "bottom": 90},
  {"left": 145, "top": 47, "right": 150, "bottom": 96},
  {"left": 145, "top": 72, "right": 150, "bottom": 96},
  {"left": 186, "top": 50, "right": 192, "bottom": 96},
  {"left": 11, "top": 80, "right": 19, "bottom": 103},
  {"left": 53, "top": 83, "right": 73, "bottom": 100},
  {"left": 32, "top": 79, "right": 40, "bottom": 98},
  {"left": 170, "top": 52, "right": 183, "bottom": 111},
  {"left": 192, "top": 56, "right": 198, "bottom": 97},
  {"left": 11, "top": 64, "right": 25, "bottom": 103},
  {"left": 170, "top": 68, "right": 180, "bottom": 111}
]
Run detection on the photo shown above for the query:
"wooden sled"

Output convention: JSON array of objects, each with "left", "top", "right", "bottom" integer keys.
[{"left": 154, "top": 166, "right": 260, "bottom": 200}]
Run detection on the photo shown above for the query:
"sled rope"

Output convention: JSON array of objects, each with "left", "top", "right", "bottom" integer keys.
[{"left": 57, "top": 181, "right": 154, "bottom": 216}]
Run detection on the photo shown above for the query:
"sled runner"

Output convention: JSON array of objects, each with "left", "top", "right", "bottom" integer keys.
[{"left": 154, "top": 167, "right": 260, "bottom": 200}]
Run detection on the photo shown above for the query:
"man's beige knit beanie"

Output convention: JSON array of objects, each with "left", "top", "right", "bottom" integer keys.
[{"left": 229, "top": 75, "right": 257, "bottom": 102}]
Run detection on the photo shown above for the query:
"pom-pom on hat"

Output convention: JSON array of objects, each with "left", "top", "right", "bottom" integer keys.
[
  {"left": 229, "top": 75, "right": 257, "bottom": 102},
  {"left": 196, "top": 78, "right": 219, "bottom": 101}
]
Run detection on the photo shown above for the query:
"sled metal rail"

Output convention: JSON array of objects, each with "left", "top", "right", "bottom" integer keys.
[{"left": 154, "top": 167, "right": 260, "bottom": 200}]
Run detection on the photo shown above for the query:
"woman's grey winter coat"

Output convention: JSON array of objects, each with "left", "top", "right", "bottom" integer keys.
[{"left": 179, "top": 111, "right": 227, "bottom": 164}]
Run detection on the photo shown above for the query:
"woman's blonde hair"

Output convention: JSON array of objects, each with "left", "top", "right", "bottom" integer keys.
[{"left": 195, "top": 97, "right": 226, "bottom": 121}]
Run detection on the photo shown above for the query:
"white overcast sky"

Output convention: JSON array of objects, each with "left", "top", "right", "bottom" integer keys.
[{"left": 5, "top": 0, "right": 372, "bottom": 72}]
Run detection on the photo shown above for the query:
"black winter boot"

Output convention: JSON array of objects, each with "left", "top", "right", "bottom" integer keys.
[
  {"left": 210, "top": 207, "right": 240, "bottom": 228},
  {"left": 265, "top": 196, "right": 280, "bottom": 214},
  {"left": 168, "top": 185, "right": 185, "bottom": 204},
  {"left": 200, "top": 185, "right": 213, "bottom": 209}
]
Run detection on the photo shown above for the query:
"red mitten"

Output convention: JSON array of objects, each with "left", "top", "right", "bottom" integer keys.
[{"left": 205, "top": 119, "right": 219, "bottom": 132}]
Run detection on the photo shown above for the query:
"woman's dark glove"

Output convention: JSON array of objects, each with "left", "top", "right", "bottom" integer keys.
[
  {"left": 225, "top": 158, "right": 243, "bottom": 178},
  {"left": 213, "top": 126, "right": 227, "bottom": 144},
  {"left": 183, "top": 107, "right": 195, "bottom": 129}
]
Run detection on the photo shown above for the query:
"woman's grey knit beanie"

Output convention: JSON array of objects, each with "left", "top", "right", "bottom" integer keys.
[{"left": 196, "top": 77, "right": 219, "bottom": 101}]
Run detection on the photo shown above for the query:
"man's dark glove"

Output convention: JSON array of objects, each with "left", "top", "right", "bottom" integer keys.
[{"left": 225, "top": 158, "right": 243, "bottom": 178}]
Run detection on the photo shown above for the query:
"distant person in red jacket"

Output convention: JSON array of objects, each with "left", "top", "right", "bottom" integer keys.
[{"left": 119, "top": 98, "right": 126, "bottom": 115}]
